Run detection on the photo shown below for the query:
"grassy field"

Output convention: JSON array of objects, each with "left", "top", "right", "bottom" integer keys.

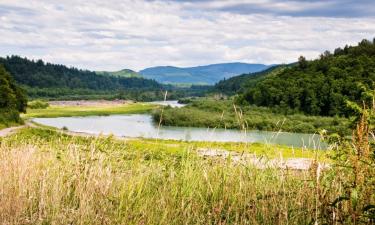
[
  {"left": 0, "top": 126, "right": 373, "bottom": 224},
  {"left": 22, "top": 102, "right": 157, "bottom": 119}
]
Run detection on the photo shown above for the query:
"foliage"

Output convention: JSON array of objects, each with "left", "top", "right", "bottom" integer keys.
[
  {"left": 0, "top": 55, "right": 211, "bottom": 101},
  {"left": 0, "top": 56, "right": 165, "bottom": 99},
  {"left": 213, "top": 64, "right": 290, "bottom": 95},
  {"left": 237, "top": 39, "right": 375, "bottom": 116},
  {"left": 317, "top": 103, "right": 375, "bottom": 223},
  {"left": 27, "top": 100, "right": 49, "bottom": 109},
  {"left": 153, "top": 99, "right": 351, "bottom": 134},
  {"left": 0, "top": 64, "right": 27, "bottom": 128},
  {"left": 96, "top": 69, "right": 142, "bottom": 78}
]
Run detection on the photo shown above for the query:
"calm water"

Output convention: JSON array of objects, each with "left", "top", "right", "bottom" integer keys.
[
  {"left": 148, "top": 100, "right": 186, "bottom": 108},
  {"left": 33, "top": 114, "right": 325, "bottom": 149}
]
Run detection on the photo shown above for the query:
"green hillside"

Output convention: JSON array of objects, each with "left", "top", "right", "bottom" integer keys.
[
  {"left": 0, "top": 56, "right": 163, "bottom": 100},
  {"left": 139, "top": 63, "right": 270, "bottom": 84},
  {"left": 213, "top": 64, "right": 290, "bottom": 95},
  {"left": 234, "top": 39, "right": 375, "bottom": 116},
  {"left": 96, "top": 69, "right": 142, "bottom": 78}
]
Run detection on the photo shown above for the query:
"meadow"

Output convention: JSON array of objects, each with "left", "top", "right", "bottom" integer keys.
[
  {"left": 0, "top": 122, "right": 373, "bottom": 224},
  {"left": 0, "top": 101, "right": 373, "bottom": 224}
]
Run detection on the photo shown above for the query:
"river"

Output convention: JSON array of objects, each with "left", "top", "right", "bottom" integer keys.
[{"left": 33, "top": 101, "right": 325, "bottom": 149}]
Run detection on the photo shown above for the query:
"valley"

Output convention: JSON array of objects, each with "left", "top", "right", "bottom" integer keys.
[{"left": 0, "top": 35, "right": 374, "bottom": 224}]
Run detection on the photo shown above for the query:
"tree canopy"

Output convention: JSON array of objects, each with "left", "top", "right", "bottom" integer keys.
[
  {"left": 236, "top": 39, "right": 375, "bottom": 116},
  {"left": 0, "top": 56, "right": 163, "bottom": 99},
  {"left": 0, "top": 64, "right": 27, "bottom": 126}
]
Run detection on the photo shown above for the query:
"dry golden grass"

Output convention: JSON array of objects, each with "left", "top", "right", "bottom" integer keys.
[{"left": 0, "top": 123, "right": 373, "bottom": 224}]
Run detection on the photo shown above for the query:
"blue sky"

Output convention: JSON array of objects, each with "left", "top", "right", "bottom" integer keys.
[{"left": 0, "top": 0, "right": 374, "bottom": 71}]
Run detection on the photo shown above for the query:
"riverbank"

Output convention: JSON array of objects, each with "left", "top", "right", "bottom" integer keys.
[
  {"left": 22, "top": 101, "right": 157, "bottom": 119},
  {"left": 153, "top": 99, "right": 352, "bottom": 134},
  {"left": 22, "top": 100, "right": 327, "bottom": 153}
]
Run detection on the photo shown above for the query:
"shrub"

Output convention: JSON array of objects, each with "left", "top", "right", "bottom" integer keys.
[{"left": 28, "top": 100, "right": 49, "bottom": 109}]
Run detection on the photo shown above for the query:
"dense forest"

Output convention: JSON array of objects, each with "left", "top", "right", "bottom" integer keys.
[
  {"left": 0, "top": 56, "right": 211, "bottom": 100},
  {"left": 0, "top": 64, "right": 27, "bottom": 128},
  {"left": 235, "top": 39, "right": 375, "bottom": 116},
  {"left": 213, "top": 65, "right": 289, "bottom": 95},
  {"left": 0, "top": 56, "right": 164, "bottom": 99}
]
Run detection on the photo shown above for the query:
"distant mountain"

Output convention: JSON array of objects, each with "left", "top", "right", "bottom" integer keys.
[
  {"left": 139, "top": 63, "right": 271, "bottom": 84},
  {"left": 96, "top": 69, "right": 141, "bottom": 78}
]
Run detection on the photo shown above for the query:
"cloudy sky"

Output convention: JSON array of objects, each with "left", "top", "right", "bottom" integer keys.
[{"left": 0, "top": 0, "right": 374, "bottom": 71}]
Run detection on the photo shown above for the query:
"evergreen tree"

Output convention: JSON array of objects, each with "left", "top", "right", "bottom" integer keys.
[
  {"left": 236, "top": 38, "right": 375, "bottom": 116},
  {"left": 0, "top": 64, "right": 27, "bottom": 126}
]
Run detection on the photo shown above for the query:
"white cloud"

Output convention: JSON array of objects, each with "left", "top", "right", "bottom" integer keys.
[{"left": 0, "top": 0, "right": 374, "bottom": 71}]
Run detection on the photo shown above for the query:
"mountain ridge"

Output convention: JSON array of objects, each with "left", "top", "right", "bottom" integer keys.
[{"left": 139, "top": 62, "right": 271, "bottom": 84}]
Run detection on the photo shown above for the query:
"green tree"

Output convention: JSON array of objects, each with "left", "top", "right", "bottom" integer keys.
[{"left": 0, "top": 64, "right": 27, "bottom": 126}]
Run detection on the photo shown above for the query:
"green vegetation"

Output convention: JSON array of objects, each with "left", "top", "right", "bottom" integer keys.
[
  {"left": 0, "top": 64, "right": 27, "bottom": 128},
  {"left": 23, "top": 102, "right": 156, "bottom": 119},
  {"left": 27, "top": 100, "right": 49, "bottom": 109},
  {"left": 0, "top": 56, "right": 164, "bottom": 100},
  {"left": 0, "top": 56, "right": 211, "bottom": 101},
  {"left": 96, "top": 69, "right": 142, "bottom": 78},
  {"left": 214, "top": 64, "right": 290, "bottom": 95},
  {"left": 153, "top": 99, "right": 351, "bottom": 134},
  {"left": 236, "top": 39, "right": 375, "bottom": 116},
  {"left": 0, "top": 112, "right": 373, "bottom": 224}
]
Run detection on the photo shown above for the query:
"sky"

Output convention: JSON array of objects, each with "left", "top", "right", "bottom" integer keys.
[{"left": 0, "top": 0, "right": 374, "bottom": 71}]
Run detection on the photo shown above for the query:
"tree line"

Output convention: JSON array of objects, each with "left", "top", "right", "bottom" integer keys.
[
  {"left": 0, "top": 56, "right": 164, "bottom": 99},
  {"left": 0, "top": 64, "right": 27, "bottom": 127},
  {"left": 235, "top": 39, "right": 375, "bottom": 116}
]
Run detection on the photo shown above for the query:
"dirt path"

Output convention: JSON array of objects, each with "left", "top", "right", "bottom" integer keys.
[{"left": 0, "top": 124, "right": 28, "bottom": 137}]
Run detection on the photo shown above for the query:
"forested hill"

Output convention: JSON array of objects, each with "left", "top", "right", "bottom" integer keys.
[
  {"left": 213, "top": 65, "right": 289, "bottom": 95},
  {"left": 236, "top": 39, "right": 375, "bottom": 116},
  {"left": 139, "top": 63, "right": 270, "bottom": 84},
  {"left": 96, "top": 69, "right": 141, "bottom": 78},
  {"left": 0, "top": 56, "right": 162, "bottom": 92}
]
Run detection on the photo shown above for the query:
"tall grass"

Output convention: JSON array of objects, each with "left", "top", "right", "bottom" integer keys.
[
  {"left": 0, "top": 125, "right": 373, "bottom": 224},
  {"left": 153, "top": 99, "right": 351, "bottom": 134}
]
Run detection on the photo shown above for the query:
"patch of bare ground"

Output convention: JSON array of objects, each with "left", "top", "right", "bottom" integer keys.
[
  {"left": 0, "top": 125, "right": 27, "bottom": 137},
  {"left": 197, "top": 148, "right": 329, "bottom": 170}
]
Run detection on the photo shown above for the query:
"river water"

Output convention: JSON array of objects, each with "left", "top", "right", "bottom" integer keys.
[{"left": 33, "top": 113, "right": 325, "bottom": 149}]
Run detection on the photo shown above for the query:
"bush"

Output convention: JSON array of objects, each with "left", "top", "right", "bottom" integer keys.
[{"left": 28, "top": 100, "right": 49, "bottom": 109}]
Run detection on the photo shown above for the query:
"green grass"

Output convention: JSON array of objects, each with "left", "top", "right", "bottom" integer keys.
[
  {"left": 0, "top": 127, "right": 372, "bottom": 224},
  {"left": 153, "top": 99, "right": 352, "bottom": 135},
  {"left": 22, "top": 102, "right": 157, "bottom": 119}
]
